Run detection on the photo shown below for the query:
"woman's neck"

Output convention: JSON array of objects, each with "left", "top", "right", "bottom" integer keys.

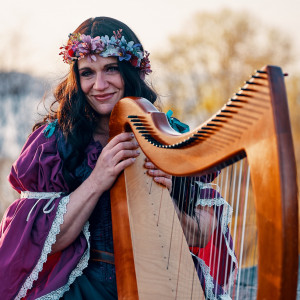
[{"left": 93, "top": 115, "right": 110, "bottom": 146}]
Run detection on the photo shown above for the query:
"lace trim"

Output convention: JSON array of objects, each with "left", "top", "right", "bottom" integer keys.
[
  {"left": 195, "top": 196, "right": 233, "bottom": 235},
  {"left": 15, "top": 195, "right": 70, "bottom": 300},
  {"left": 191, "top": 255, "right": 233, "bottom": 300},
  {"left": 20, "top": 191, "right": 64, "bottom": 222},
  {"left": 195, "top": 181, "right": 220, "bottom": 193},
  {"left": 194, "top": 185, "right": 238, "bottom": 296},
  {"left": 220, "top": 233, "right": 238, "bottom": 294},
  {"left": 36, "top": 222, "right": 90, "bottom": 300},
  {"left": 219, "top": 294, "right": 233, "bottom": 300}
]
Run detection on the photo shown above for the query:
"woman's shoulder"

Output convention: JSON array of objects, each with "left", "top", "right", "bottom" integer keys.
[
  {"left": 19, "top": 120, "right": 59, "bottom": 154},
  {"left": 9, "top": 120, "right": 68, "bottom": 193}
]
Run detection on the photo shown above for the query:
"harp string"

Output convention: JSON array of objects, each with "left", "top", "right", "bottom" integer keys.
[
  {"left": 184, "top": 175, "right": 194, "bottom": 299},
  {"left": 242, "top": 183, "right": 257, "bottom": 300},
  {"left": 145, "top": 156, "right": 257, "bottom": 299},
  {"left": 229, "top": 158, "right": 258, "bottom": 299},
  {"left": 236, "top": 164, "right": 251, "bottom": 299},
  {"left": 229, "top": 160, "right": 245, "bottom": 299},
  {"left": 223, "top": 163, "right": 237, "bottom": 289},
  {"left": 239, "top": 159, "right": 258, "bottom": 299},
  {"left": 228, "top": 159, "right": 244, "bottom": 297},
  {"left": 215, "top": 166, "right": 229, "bottom": 291},
  {"left": 211, "top": 169, "right": 223, "bottom": 290}
]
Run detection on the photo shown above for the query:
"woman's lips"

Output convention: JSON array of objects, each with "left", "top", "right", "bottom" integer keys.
[{"left": 93, "top": 93, "right": 115, "bottom": 101}]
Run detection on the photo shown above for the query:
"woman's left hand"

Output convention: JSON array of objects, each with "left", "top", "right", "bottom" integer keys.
[{"left": 144, "top": 157, "right": 172, "bottom": 192}]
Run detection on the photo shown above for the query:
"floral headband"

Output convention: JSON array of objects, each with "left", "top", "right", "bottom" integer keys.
[{"left": 59, "top": 29, "right": 152, "bottom": 75}]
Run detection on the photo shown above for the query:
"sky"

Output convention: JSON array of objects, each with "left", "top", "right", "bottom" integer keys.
[{"left": 1, "top": 0, "right": 299, "bottom": 78}]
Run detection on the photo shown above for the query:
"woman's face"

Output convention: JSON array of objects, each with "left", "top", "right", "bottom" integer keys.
[{"left": 78, "top": 56, "right": 125, "bottom": 117}]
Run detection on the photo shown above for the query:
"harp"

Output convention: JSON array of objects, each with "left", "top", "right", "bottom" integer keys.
[{"left": 109, "top": 65, "right": 298, "bottom": 299}]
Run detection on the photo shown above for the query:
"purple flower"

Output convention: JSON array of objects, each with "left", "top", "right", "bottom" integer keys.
[{"left": 118, "top": 47, "right": 131, "bottom": 61}]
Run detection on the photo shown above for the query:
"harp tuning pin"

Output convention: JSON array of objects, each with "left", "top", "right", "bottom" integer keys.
[{"left": 256, "top": 70, "right": 267, "bottom": 74}]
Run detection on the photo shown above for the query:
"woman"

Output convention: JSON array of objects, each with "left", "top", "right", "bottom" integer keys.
[{"left": 0, "top": 17, "right": 235, "bottom": 299}]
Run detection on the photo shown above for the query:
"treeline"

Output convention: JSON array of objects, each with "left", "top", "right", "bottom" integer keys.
[{"left": 0, "top": 71, "right": 48, "bottom": 217}]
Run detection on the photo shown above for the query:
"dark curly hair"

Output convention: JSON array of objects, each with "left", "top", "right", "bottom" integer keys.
[{"left": 34, "top": 17, "right": 158, "bottom": 189}]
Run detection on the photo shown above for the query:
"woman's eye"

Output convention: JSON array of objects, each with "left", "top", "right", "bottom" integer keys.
[
  {"left": 79, "top": 70, "right": 93, "bottom": 77},
  {"left": 106, "top": 66, "right": 119, "bottom": 73}
]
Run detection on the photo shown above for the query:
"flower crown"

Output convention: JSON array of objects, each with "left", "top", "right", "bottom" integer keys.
[{"left": 59, "top": 29, "right": 152, "bottom": 75}]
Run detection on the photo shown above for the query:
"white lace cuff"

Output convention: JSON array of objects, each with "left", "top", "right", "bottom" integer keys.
[{"left": 15, "top": 194, "right": 90, "bottom": 300}]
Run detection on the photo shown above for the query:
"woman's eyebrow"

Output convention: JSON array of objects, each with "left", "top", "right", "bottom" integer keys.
[
  {"left": 105, "top": 62, "right": 118, "bottom": 67},
  {"left": 78, "top": 66, "right": 91, "bottom": 71}
]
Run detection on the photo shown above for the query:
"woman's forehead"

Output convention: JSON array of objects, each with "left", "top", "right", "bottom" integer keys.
[{"left": 78, "top": 56, "right": 118, "bottom": 69}]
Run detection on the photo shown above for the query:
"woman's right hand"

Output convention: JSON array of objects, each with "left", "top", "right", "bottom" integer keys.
[
  {"left": 52, "top": 132, "right": 139, "bottom": 253},
  {"left": 89, "top": 132, "right": 140, "bottom": 194}
]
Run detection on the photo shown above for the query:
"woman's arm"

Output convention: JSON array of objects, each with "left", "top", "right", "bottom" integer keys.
[
  {"left": 52, "top": 132, "right": 140, "bottom": 253},
  {"left": 174, "top": 204, "right": 217, "bottom": 247},
  {"left": 144, "top": 160, "right": 217, "bottom": 248}
]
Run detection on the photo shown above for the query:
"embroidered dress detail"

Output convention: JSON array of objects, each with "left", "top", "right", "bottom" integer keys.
[
  {"left": 193, "top": 183, "right": 238, "bottom": 299},
  {"left": 36, "top": 222, "right": 91, "bottom": 300},
  {"left": 192, "top": 255, "right": 232, "bottom": 300},
  {"left": 21, "top": 191, "right": 64, "bottom": 222},
  {"left": 15, "top": 195, "right": 72, "bottom": 299},
  {"left": 191, "top": 255, "right": 217, "bottom": 300}
]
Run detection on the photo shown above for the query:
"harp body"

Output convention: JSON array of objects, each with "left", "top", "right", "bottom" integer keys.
[{"left": 109, "top": 65, "right": 298, "bottom": 299}]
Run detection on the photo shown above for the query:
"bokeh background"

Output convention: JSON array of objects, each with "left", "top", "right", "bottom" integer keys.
[{"left": 1, "top": 0, "right": 299, "bottom": 254}]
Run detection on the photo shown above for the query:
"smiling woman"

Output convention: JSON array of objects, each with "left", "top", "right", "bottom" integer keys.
[
  {"left": 78, "top": 56, "right": 125, "bottom": 122},
  {"left": 0, "top": 16, "right": 165, "bottom": 300},
  {"left": 0, "top": 16, "right": 229, "bottom": 300}
]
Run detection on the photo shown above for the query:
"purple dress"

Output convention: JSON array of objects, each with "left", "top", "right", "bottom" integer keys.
[{"left": 0, "top": 124, "right": 108, "bottom": 299}]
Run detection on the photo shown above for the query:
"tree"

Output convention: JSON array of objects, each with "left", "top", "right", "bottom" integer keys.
[
  {"left": 0, "top": 71, "right": 48, "bottom": 158},
  {"left": 152, "top": 9, "right": 294, "bottom": 126}
]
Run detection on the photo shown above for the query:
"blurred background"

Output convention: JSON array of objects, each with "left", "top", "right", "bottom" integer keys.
[{"left": 1, "top": 0, "right": 299, "bottom": 250}]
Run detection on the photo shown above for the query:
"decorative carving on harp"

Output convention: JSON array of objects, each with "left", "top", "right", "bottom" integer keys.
[{"left": 109, "top": 65, "right": 298, "bottom": 299}]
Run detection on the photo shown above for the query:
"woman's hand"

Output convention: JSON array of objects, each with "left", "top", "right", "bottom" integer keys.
[
  {"left": 52, "top": 132, "right": 140, "bottom": 253},
  {"left": 90, "top": 132, "right": 140, "bottom": 194},
  {"left": 144, "top": 157, "right": 172, "bottom": 191}
]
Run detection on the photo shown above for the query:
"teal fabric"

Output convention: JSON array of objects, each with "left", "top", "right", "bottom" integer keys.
[
  {"left": 166, "top": 110, "right": 189, "bottom": 133},
  {"left": 61, "top": 272, "right": 118, "bottom": 300},
  {"left": 43, "top": 119, "right": 58, "bottom": 138}
]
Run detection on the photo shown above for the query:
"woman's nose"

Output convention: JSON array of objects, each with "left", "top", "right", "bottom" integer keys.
[{"left": 94, "top": 72, "right": 109, "bottom": 90}]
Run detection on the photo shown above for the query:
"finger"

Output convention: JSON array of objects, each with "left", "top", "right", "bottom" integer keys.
[
  {"left": 108, "top": 138, "right": 139, "bottom": 160},
  {"left": 153, "top": 176, "right": 172, "bottom": 191},
  {"left": 113, "top": 148, "right": 140, "bottom": 165},
  {"left": 106, "top": 132, "right": 135, "bottom": 150},
  {"left": 113, "top": 139, "right": 139, "bottom": 152},
  {"left": 147, "top": 169, "right": 171, "bottom": 178},
  {"left": 144, "top": 161, "right": 157, "bottom": 169},
  {"left": 113, "top": 157, "right": 137, "bottom": 174}
]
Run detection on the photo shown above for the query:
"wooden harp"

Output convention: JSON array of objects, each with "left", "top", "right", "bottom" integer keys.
[{"left": 109, "top": 65, "right": 298, "bottom": 299}]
